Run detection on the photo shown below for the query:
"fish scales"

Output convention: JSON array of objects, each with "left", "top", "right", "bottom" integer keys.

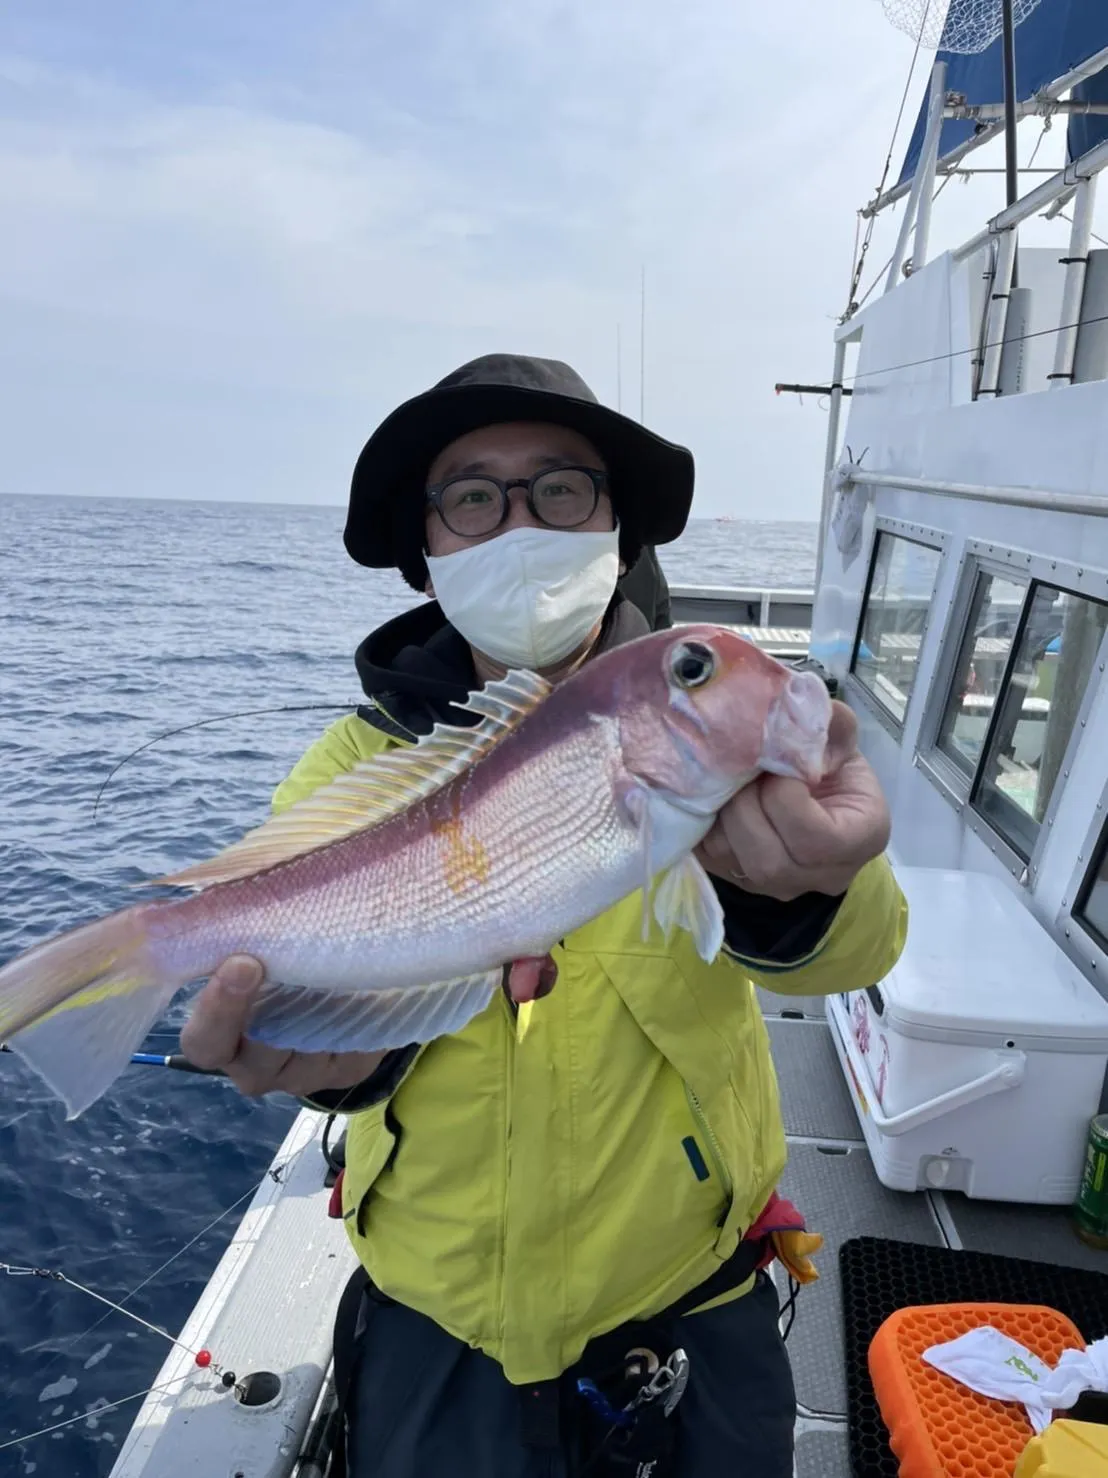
[
  {"left": 152, "top": 718, "right": 632, "bottom": 996},
  {"left": 0, "top": 626, "right": 835, "bottom": 1116}
]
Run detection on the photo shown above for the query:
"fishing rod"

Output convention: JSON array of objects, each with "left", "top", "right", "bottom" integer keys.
[{"left": 0, "top": 1044, "right": 225, "bottom": 1077}]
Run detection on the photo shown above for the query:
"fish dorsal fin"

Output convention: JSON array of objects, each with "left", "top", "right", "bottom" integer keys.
[{"left": 152, "top": 668, "right": 552, "bottom": 890}]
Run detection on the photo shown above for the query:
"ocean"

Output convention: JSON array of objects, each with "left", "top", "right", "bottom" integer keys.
[{"left": 0, "top": 493, "right": 817, "bottom": 1475}]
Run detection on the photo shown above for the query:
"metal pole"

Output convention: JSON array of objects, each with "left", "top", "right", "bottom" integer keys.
[
  {"left": 1050, "top": 175, "right": 1098, "bottom": 387},
  {"left": 862, "top": 46, "right": 1108, "bottom": 220},
  {"left": 952, "top": 134, "right": 1108, "bottom": 260},
  {"left": 886, "top": 62, "right": 947, "bottom": 291},
  {"left": 1002, "top": 0, "right": 1019, "bottom": 208},
  {"left": 844, "top": 467, "right": 1108, "bottom": 519},
  {"left": 976, "top": 226, "right": 1018, "bottom": 396},
  {"left": 639, "top": 266, "right": 646, "bottom": 423},
  {"left": 814, "top": 339, "right": 848, "bottom": 592},
  {"left": 616, "top": 323, "right": 622, "bottom": 412},
  {"left": 911, "top": 60, "right": 948, "bottom": 273}
]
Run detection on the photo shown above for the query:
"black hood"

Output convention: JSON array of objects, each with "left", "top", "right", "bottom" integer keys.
[
  {"left": 354, "top": 602, "right": 476, "bottom": 739},
  {"left": 353, "top": 596, "right": 650, "bottom": 740}
]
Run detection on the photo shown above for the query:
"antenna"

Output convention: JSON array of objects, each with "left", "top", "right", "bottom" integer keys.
[
  {"left": 639, "top": 265, "right": 646, "bottom": 423},
  {"left": 616, "top": 323, "right": 623, "bottom": 412}
]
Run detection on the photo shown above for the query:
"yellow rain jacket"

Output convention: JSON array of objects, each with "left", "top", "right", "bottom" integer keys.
[{"left": 279, "top": 711, "right": 907, "bottom": 1385}]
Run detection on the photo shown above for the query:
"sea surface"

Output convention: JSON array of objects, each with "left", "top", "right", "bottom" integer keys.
[{"left": 0, "top": 494, "right": 816, "bottom": 1476}]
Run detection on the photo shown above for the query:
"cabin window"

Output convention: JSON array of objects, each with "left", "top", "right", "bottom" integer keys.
[
  {"left": 937, "top": 569, "right": 1108, "bottom": 859},
  {"left": 974, "top": 585, "right": 1108, "bottom": 857},
  {"left": 937, "top": 572, "right": 1028, "bottom": 776},
  {"left": 852, "top": 533, "right": 943, "bottom": 725},
  {"left": 1077, "top": 832, "right": 1108, "bottom": 954}
]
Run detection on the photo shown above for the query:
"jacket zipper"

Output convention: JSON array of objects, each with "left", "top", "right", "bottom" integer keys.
[
  {"left": 685, "top": 1084, "right": 732, "bottom": 1200},
  {"left": 498, "top": 991, "right": 516, "bottom": 1345},
  {"left": 360, "top": 695, "right": 418, "bottom": 744}
]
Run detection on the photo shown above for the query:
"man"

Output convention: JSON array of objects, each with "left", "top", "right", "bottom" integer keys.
[{"left": 182, "top": 355, "right": 905, "bottom": 1476}]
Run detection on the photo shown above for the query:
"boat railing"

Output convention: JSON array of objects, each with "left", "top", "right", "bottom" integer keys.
[{"left": 669, "top": 583, "right": 814, "bottom": 630}]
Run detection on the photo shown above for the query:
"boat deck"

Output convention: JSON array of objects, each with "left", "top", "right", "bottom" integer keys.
[
  {"left": 110, "top": 986, "right": 1108, "bottom": 1478},
  {"left": 761, "top": 988, "right": 1108, "bottom": 1477}
]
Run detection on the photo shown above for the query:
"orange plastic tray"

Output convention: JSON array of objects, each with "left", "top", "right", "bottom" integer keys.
[{"left": 868, "top": 1303, "right": 1086, "bottom": 1478}]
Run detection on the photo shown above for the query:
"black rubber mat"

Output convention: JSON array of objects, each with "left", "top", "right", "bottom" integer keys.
[{"left": 840, "top": 1235, "right": 1108, "bottom": 1478}]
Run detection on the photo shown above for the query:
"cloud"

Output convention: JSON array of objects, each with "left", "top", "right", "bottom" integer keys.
[{"left": 0, "top": 1, "right": 1098, "bottom": 517}]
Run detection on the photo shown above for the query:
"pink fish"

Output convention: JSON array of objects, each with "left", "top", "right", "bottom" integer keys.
[{"left": 0, "top": 626, "right": 831, "bottom": 1117}]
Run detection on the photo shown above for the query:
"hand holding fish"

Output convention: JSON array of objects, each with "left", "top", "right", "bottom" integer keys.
[
  {"left": 180, "top": 955, "right": 389, "bottom": 1098},
  {"left": 696, "top": 701, "right": 891, "bottom": 902},
  {"left": 181, "top": 953, "right": 559, "bottom": 1098}
]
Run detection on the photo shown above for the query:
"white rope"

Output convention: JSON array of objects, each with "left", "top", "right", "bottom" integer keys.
[
  {"left": 844, "top": 0, "right": 933, "bottom": 319},
  {"left": 877, "top": 0, "right": 1043, "bottom": 54}
]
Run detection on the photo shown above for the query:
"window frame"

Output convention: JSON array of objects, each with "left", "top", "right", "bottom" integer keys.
[
  {"left": 847, "top": 518, "right": 948, "bottom": 739},
  {"left": 1068, "top": 793, "right": 1108, "bottom": 980},
  {"left": 918, "top": 539, "right": 1108, "bottom": 883}
]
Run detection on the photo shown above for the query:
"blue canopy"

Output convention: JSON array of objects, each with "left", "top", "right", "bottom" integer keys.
[{"left": 898, "top": 0, "right": 1108, "bottom": 186}]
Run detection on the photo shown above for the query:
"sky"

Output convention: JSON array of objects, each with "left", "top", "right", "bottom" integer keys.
[{"left": 2, "top": 1, "right": 1105, "bottom": 520}]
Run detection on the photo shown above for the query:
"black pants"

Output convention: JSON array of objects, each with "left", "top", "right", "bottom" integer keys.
[{"left": 345, "top": 1272, "right": 796, "bottom": 1477}]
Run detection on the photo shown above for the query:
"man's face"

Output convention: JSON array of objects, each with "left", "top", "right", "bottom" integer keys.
[{"left": 424, "top": 421, "right": 614, "bottom": 563}]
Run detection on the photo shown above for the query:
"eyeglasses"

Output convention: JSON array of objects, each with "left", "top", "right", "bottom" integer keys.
[{"left": 425, "top": 465, "right": 609, "bottom": 540}]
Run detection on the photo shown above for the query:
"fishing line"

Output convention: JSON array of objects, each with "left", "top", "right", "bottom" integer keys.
[
  {"left": 7, "top": 1174, "right": 263, "bottom": 1397},
  {"left": 92, "top": 703, "right": 354, "bottom": 821},
  {"left": 0, "top": 1375, "right": 191, "bottom": 1452},
  {"left": 826, "top": 307, "right": 1108, "bottom": 390},
  {"left": 0, "top": 1262, "right": 218, "bottom": 1356},
  {"left": 3, "top": 1075, "right": 367, "bottom": 1455}
]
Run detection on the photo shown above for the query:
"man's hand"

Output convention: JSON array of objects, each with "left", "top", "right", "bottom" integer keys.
[
  {"left": 697, "top": 701, "right": 890, "bottom": 902},
  {"left": 180, "top": 956, "right": 387, "bottom": 1099}
]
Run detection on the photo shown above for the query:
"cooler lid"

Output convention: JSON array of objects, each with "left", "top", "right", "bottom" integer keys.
[{"left": 879, "top": 867, "right": 1108, "bottom": 1044}]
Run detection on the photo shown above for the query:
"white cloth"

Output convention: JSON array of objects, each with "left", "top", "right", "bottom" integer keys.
[
  {"left": 923, "top": 1327, "right": 1108, "bottom": 1435},
  {"left": 828, "top": 464, "right": 870, "bottom": 570}
]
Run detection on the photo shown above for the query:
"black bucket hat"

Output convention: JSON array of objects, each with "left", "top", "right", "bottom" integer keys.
[{"left": 344, "top": 353, "right": 695, "bottom": 589}]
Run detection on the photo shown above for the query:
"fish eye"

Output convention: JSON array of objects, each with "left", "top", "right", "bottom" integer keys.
[{"left": 669, "top": 640, "right": 716, "bottom": 690}]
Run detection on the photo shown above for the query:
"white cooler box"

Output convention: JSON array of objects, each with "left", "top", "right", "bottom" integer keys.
[{"left": 825, "top": 866, "right": 1108, "bottom": 1204}]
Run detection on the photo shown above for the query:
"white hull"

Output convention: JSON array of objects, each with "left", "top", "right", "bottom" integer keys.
[{"left": 109, "top": 1111, "right": 354, "bottom": 1478}]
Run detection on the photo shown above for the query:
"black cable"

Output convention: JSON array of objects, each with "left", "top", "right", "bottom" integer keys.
[
  {"left": 779, "top": 1275, "right": 801, "bottom": 1343},
  {"left": 836, "top": 308, "right": 1108, "bottom": 390}
]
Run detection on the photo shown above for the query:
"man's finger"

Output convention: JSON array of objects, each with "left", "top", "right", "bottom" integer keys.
[
  {"left": 180, "top": 954, "right": 265, "bottom": 1070},
  {"left": 822, "top": 701, "right": 860, "bottom": 779},
  {"left": 714, "top": 783, "right": 795, "bottom": 884},
  {"left": 757, "top": 776, "right": 841, "bottom": 864}
]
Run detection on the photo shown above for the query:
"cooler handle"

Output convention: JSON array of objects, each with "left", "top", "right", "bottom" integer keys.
[{"left": 828, "top": 996, "right": 1026, "bottom": 1138}]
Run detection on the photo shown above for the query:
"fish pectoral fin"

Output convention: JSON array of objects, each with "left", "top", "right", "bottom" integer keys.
[
  {"left": 652, "top": 853, "right": 725, "bottom": 963},
  {"left": 614, "top": 778, "right": 654, "bottom": 943},
  {"left": 150, "top": 669, "right": 553, "bottom": 893},
  {"left": 244, "top": 971, "right": 502, "bottom": 1055}
]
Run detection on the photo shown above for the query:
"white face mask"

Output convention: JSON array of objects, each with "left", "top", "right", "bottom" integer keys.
[{"left": 426, "top": 525, "right": 621, "bottom": 671}]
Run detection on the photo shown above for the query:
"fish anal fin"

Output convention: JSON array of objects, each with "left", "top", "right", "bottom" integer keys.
[
  {"left": 244, "top": 971, "right": 501, "bottom": 1054},
  {"left": 151, "top": 669, "right": 552, "bottom": 891}
]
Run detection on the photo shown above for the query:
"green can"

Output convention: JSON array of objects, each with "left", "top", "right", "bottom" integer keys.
[{"left": 1074, "top": 1114, "right": 1108, "bottom": 1249}]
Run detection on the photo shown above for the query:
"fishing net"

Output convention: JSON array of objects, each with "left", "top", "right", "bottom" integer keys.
[{"left": 877, "top": 0, "right": 1043, "bottom": 55}]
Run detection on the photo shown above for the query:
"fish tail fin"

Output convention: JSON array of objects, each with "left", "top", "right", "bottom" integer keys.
[{"left": 0, "top": 908, "right": 184, "bottom": 1119}]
